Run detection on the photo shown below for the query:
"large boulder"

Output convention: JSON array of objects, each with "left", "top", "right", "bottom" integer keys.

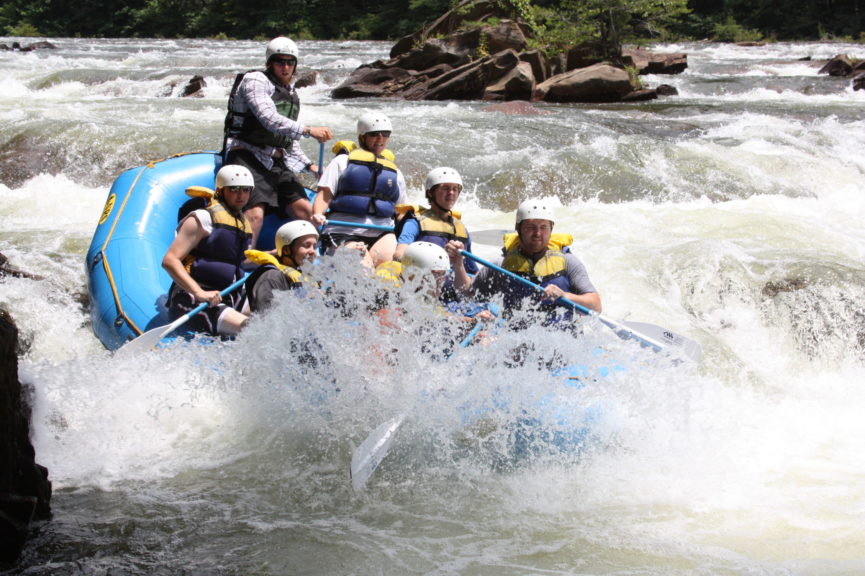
[
  {"left": 533, "top": 63, "right": 635, "bottom": 103},
  {"left": 0, "top": 308, "right": 52, "bottom": 566},
  {"left": 621, "top": 47, "right": 688, "bottom": 74},
  {"left": 331, "top": 65, "right": 415, "bottom": 99},
  {"left": 818, "top": 54, "right": 854, "bottom": 76},
  {"left": 483, "top": 61, "right": 536, "bottom": 101}
]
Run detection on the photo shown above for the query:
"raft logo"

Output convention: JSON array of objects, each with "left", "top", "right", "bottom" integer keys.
[{"left": 99, "top": 193, "right": 116, "bottom": 225}]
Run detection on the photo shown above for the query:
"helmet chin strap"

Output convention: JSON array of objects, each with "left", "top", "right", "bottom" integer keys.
[{"left": 428, "top": 192, "right": 449, "bottom": 214}]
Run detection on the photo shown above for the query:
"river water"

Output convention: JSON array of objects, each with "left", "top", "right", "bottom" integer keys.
[{"left": 2, "top": 37, "right": 865, "bottom": 575}]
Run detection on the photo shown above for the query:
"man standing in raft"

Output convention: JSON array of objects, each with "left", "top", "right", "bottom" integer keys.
[
  {"left": 311, "top": 112, "right": 408, "bottom": 268},
  {"left": 162, "top": 165, "right": 254, "bottom": 336},
  {"left": 223, "top": 36, "right": 333, "bottom": 248},
  {"left": 451, "top": 199, "right": 601, "bottom": 321},
  {"left": 244, "top": 220, "right": 319, "bottom": 312}
]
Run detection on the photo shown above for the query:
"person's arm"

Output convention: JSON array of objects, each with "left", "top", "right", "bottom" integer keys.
[
  {"left": 311, "top": 157, "right": 343, "bottom": 227},
  {"left": 542, "top": 254, "right": 602, "bottom": 312},
  {"left": 444, "top": 240, "right": 472, "bottom": 298},
  {"left": 161, "top": 216, "right": 222, "bottom": 306},
  {"left": 250, "top": 269, "right": 291, "bottom": 312},
  {"left": 393, "top": 218, "right": 420, "bottom": 260},
  {"left": 311, "top": 186, "right": 333, "bottom": 228}
]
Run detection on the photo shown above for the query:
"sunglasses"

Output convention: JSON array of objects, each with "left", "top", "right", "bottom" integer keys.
[
  {"left": 225, "top": 185, "right": 253, "bottom": 194},
  {"left": 365, "top": 130, "right": 392, "bottom": 138},
  {"left": 271, "top": 58, "right": 297, "bottom": 67}
]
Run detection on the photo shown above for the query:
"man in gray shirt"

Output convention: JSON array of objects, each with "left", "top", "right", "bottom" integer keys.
[{"left": 448, "top": 199, "right": 601, "bottom": 321}]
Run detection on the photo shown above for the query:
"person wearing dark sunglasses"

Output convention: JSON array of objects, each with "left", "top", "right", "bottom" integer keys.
[
  {"left": 312, "top": 111, "right": 408, "bottom": 269},
  {"left": 223, "top": 36, "right": 333, "bottom": 250}
]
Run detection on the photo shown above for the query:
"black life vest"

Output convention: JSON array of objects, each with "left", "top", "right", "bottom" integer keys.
[{"left": 224, "top": 69, "right": 300, "bottom": 150}]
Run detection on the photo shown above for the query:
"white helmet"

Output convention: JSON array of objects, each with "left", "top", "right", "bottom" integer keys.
[
  {"left": 515, "top": 199, "right": 555, "bottom": 227},
  {"left": 425, "top": 167, "right": 463, "bottom": 194},
  {"left": 215, "top": 164, "right": 254, "bottom": 189},
  {"left": 266, "top": 37, "right": 299, "bottom": 65},
  {"left": 357, "top": 111, "right": 393, "bottom": 136},
  {"left": 275, "top": 220, "right": 319, "bottom": 255},
  {"left": 402, "top": 242, "right": 450, "bottom": 273}
]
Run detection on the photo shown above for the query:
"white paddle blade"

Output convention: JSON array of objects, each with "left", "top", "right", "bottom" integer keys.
[
  {"left": 623, "top": 321, "right": 702, "bottom": 362},
  {"left": 350, "top": 413, "right": 406, "bottom": 491},
  {"left": 119, "top": 317, "right": 183, "bottom": 354}
]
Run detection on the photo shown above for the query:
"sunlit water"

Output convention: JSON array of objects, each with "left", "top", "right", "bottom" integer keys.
[{"left": 2, "top": 37, "right": 865, "bottom": 575}]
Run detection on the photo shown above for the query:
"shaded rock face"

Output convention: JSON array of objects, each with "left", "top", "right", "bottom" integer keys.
[
  {"left": 180, "top": 75, "right": 207, "bottom": 97},
  {"left": 0, "top": 41, "right": 57, "bottom": 52},
  {"left": 621, "top": 47, "right": 688, "bottom": 74},
  {"left": 0, "top": 308, "right": 52, "bottom": 566},
  {"left": 818, "top": 54, "right": 854, "bottom": 76},
  {"left": 818, "top": 54, "right": 865, "bottom": 90}
]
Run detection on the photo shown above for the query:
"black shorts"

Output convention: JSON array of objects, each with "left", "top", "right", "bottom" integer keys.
[
  {"left": 319, "top": 232, "right": 391, "bottom": 253},
  {"left": 167, "top": 284, "right": 245, "bottom": 336},
  {"left": 226, "top": 148, "right": 307, "bottom": 218}
]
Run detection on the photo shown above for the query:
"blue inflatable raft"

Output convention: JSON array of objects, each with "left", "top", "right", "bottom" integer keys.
[{"left": 85, "top": 151, "right": 293, "bottom": 351}]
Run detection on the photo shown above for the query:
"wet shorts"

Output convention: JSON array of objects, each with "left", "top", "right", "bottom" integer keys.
[
  {"left": 226, "top": 148, "right": 307, "bottom": 218},
  {"left": 167, "top": 284, "right": 246, "bottom": 336},
  {"left": 319, "top": 231, "right": 390, "bottom": 254}
]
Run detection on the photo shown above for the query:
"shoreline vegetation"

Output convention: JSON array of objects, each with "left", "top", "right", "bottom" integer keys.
[{"left": 2, "top": 0, "right": 864, "bottom": 47}]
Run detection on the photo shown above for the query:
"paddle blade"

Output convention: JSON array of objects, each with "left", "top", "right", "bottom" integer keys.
[
  {"left": 622, "top": 321, "right": 702, "bottom": 362},
  {"left": 350, "top": 413, "right": 406, "bottom": 491},
  {"left": 119, "top": 316, "right": 184, "bottom": 354}
]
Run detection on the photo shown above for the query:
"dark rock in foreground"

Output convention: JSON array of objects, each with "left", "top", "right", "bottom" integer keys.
[{"left": 0, "top": 308, "right": 52, "bottom": 566}]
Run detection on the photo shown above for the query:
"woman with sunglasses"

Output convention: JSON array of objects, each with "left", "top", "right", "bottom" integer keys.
[
  {"left": 162, "top": 165, "right": 254, "bottom": 337},
  {"left": 311, "top": 111, "right": 408, "bottom": 268},
  {"left": 223, "top": 36, "right": 333, "bottom": 249}
]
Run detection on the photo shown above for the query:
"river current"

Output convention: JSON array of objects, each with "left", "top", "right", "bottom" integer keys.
[{"left": 1, "top": 37, "right": 864, "bottom": 575}]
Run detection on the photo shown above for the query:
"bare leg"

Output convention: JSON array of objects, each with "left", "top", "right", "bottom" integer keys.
[
  {"left": 217, "top": 309, "right": 249, "bottom": 336},
  {"left": 368, "top": 233, "right": 397, "bottom": 268}
]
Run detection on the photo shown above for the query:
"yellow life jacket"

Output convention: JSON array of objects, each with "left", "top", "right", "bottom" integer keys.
[
  {"left": 332, "top": 140, "right": 396, "bottom": 162},
  {"left": 244, "top": 249, "right": 304, "bottom": 284},
  {"left": 501, "top": 232, "right": 573, "bottom": 288},
  {"left": 395, "top": 204, "right": 467, "bottom": 242}
]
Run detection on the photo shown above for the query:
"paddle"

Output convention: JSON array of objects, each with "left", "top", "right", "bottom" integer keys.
[
  {"left": 324, "top": 219, "right": 394, "bottom": 232},
  {"left": 120, "top": 275, "right": 248, "bottom": 353},
  {"left": 460, "top": 250, "right": 701, "bottom": 362},
  {"left": 350, "top": 317, "right": 487, "bottom": 491}
]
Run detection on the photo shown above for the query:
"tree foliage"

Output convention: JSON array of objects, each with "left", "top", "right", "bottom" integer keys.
[{"left": 2, "top": 0, "right": 863, "bottom": 42}]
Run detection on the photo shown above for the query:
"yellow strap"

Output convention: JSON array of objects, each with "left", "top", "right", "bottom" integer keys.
[{"left": 504, "top": 231, "right": 573, "bottom": 252}]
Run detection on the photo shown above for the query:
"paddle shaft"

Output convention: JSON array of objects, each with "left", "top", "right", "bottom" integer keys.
[
  {"left": 324, "top": 219, "right": 394, "bottom": 232},
  {"left": 459, "top": 249, "right": 669, "bottom": 352},
  {"left": 351, "top": 308, "right": 489, "bottom": 490},
  {"left": 122, "top": 275, "right": 248, "bottom": 352}
]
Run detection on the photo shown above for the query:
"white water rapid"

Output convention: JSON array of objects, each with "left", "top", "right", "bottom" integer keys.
[{"left": 1, "top": 37, "right": 864, "bottom": 575}]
